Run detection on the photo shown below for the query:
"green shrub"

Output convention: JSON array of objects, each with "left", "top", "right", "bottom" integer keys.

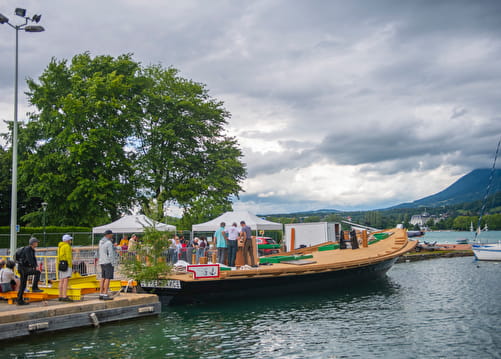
[{"left": 121, "top": 227, "right": 172, "bottom": 282}]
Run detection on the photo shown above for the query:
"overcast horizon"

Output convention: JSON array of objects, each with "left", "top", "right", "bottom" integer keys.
[{"left": 1, "top": 0, "right": 500, "bottom": 216}]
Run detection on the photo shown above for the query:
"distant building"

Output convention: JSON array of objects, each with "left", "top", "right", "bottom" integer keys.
[
  {"left": 410, "top": 210, "right": 443, "bottom": 228},
  {"left": 410, "top": 211, "right": 429, "bottom": 226}
]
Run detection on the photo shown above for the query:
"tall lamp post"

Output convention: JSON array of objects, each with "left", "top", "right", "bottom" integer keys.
[
  {"left": 42, "top": 202, "right": 48, "bottom": 247},
  {"left": 0, "top": 9, "right": 44, "bottom": 257}
]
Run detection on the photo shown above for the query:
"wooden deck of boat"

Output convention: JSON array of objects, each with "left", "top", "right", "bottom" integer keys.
[
  {"left": 0, "top": 293, "right": 161, "bottom": 341},
  {"left": 168, "top": 228, "right": 416, "bottom": 282}
]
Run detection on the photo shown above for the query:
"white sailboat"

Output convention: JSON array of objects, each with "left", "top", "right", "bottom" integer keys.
[
  {"left": 472, "top": 138, "right": 501, "bottom": 261},
  {"left": 472, "top": 242, "right": 501, "bottom": 261}
]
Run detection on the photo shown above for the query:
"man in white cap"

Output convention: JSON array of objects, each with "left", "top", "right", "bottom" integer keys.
[
  {"left": 98, "top": 230, "right": 116, "bottom": 300},
  {"left": 57, "top": 234, "right": 73, "bottom": 302}
]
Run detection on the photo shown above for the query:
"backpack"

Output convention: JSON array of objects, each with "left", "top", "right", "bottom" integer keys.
[{"left": 14, "top": 247, "right": 27, "bottom": 266}]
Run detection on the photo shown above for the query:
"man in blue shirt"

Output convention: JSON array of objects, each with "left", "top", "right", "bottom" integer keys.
[{"left": 214, "top": 222, "right": 228, "bottom": 264}]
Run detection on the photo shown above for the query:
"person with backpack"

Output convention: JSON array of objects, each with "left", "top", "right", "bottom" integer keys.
[
  {"left": 16, "top": 237, "right": 43, "bottom": 305},
  {"left": 57, "top": 234, "right": 73, "bottom": 302}
]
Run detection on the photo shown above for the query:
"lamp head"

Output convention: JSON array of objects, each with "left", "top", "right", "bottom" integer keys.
[
  {"left": 32, "top": 14, "right": 41, "bottom": 23},
  {"left": 41, "top": 202, "right": 48, "bottom": 210},
  {"left": 25, "top": 25, "right": 45, "bottom": 33},
  {"left": 14, "top": 8, "right": 26, "bottom": 17},
  {"left": 0, "top": 13, "right": 9, "bottom": 24}
]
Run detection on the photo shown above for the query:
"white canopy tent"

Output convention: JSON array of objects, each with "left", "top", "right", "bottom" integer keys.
[
  {"left": 92, "top": 214, "right": 176, "bottom": 234},
  {"left": 192, "top": 210, "right": 283, "bottom": 232}
]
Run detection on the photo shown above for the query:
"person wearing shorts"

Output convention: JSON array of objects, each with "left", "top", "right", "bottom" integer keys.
[
  {"left": 98, "top": 230, "right": 116, "bottom": 300},
  {"left": 57, "top": 234, "right": 74, "bottom": 301}
]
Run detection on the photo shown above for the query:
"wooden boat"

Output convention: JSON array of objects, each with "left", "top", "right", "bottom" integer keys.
[{"left": 140, "top": 228, "right": 416, "bottom": 305}]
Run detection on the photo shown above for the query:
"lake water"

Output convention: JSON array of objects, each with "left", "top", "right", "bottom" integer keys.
[
  {"left": 4, "top": 234, "right": 501, "bottom": 358},
  {"left": 423, "top": 230, "right": 501, "bottom": 244}
]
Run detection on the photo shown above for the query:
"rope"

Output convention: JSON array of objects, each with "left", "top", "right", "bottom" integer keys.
[{"left": 474, "top": 137, "right": 501, "bottom": 243}]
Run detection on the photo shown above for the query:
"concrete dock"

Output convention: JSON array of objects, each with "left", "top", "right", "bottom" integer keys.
[{"left": 0, "top": 292, "right": 161, "bottom": 341}]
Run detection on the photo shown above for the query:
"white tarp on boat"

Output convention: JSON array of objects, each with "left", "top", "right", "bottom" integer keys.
[
  {"left": 92, "top": 214, "right": 176, "bottom": 234},
  {"left": 192, "top": 210, "right": 282, "bottom": 232}
]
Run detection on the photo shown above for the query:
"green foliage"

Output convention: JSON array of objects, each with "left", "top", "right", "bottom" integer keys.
[
  {"left": 452, "top": 216, "right": 477, "bottom": 230},
  {"left": 0, "top": 226, "right": 93, "bottom": 248},
  {"left": 0, "top": 144, "right": 44, "bottom": 226},
  {"left": 135, "top": 65, "right": 246, "bottom": 229},
  {"left": 0, "top": 225, "right": 91, "bottom": 234},
  {"left": 0, "top": 147, "right": 10, "bottom": 225},
  {"left": 21, "top": 53, "right": 142, "bottom": 226},
  {"left": 121, "top": 227, "right": 172, "bottom": 282},
  {"left": 303, "top": 216, "right": 321, "bottom": 223},
  {"left": 485, "top": 213, "right": 501, "bottom": 229},
  {"left": 15, "top": 53, "right": 246, "bottom": 227},
  {"left": 363, "top": 211, "right": 383, "bottom": 228}
]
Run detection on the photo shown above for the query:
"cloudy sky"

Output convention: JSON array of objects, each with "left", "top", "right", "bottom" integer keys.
[{"left": 1, "top": 0, "right": 500, "bottom": 214}]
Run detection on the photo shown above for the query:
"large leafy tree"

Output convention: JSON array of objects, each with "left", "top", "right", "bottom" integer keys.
[
  {"left": 0, "top": 146, "right": 14, "bottom": 225},
  {"left": 135, "top": 66, "right": 246, "bottom": 227},
  {"left": 21, "top": 53, "right": 145, "bottom": 226},
  {"left": 19, "top": 53, "right": 246, "bottom": 227},
  {"left": 0, "top": 137, "right": 43, "bottom": 226}
]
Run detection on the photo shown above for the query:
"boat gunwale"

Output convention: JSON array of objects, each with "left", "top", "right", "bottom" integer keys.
[{"left": 159, "top": 229, "right": 417, "bottom": 283}]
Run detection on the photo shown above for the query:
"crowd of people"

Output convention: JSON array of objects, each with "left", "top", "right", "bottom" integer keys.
[
  {"left": 213, "top": 220, "right": 257, "bottom": 268},
  {"left": 0, "top": 229, "right": 120, "bottom": 305},
  {"left": 167, "top": 235, "right": 209, "bottom": 264},
  {"left": 163, "top": 220, "right": 258, "bottom": 268},
  {"left": 0, "top": 221, "right": 262, "bottom": 305}
]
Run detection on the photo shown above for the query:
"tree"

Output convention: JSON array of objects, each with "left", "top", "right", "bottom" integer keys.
[
  {"left": 452, "top": 216, "right": 477, "bottom": 230},
  {"left": 363, "top": 211, "right": 382, "bottom": 228},
  {"left": 19, "top": 53, "right": 246, "bottom": 227},
  {"left": 484, "top": 213, "right": 501, "bottom": 230},
  {"left": 21, "top": 53, "right": 143, "bottom": 226},
  {"left": 122, "top": 227, "right": 172, "bottom": 283},
  {"left": 0, "top": 142, "right": 43, "bottom": 226},
  {"left": 303, "top": 216, "right": 321, "bottom": 223},
  {"left": 134, "top": 66, "right": 246, "bottom": 227}
]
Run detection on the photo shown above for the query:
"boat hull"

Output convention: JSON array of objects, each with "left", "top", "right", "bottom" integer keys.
[
  {"left": 472, "top": 243, "right": 501, "bottom": 261},
  {"left": 141, "top": 257, "right": 398, "bottom": 305}
]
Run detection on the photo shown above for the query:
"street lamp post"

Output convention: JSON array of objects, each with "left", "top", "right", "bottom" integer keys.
[
  {"left": 42, "top": 202, "right": 48, "bottom": 247},
  {"left": 0, "top": 9, "right": 44, "bottom": 257}
]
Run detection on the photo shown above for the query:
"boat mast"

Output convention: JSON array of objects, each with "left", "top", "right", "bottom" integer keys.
[{"left": 474, "top": 137, "right": 501, "bottom": 243}]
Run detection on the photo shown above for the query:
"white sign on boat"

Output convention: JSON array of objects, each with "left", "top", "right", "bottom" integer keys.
[{"left": 187, "top": 264, "right": 220, "bottom": 279}]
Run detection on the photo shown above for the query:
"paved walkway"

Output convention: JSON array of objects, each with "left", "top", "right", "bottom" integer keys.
[{"left": 0, "top": 292, "right": 104, "bottom": 313}]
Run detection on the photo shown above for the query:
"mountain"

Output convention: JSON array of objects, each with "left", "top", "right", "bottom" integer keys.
[
  {"left": 391, "top": 169, "right": 501, "bottom": 209},
  {"left": 262, "top": 208, "right": 341, "bottom": 217}
]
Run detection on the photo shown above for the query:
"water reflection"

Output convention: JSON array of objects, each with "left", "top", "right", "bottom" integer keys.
[{"left": 5, "top": 258, "right": 501, "bottom": 359}]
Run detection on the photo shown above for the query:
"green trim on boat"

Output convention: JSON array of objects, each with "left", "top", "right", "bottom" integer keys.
[
  {"left": 257, "top": 244, "right": 281, "bottom": 249},
  {"left": 318, "top": 244, "right": 340, "bottom": 251},
  {"left": 259, "top": 254, "right": 314, "bottom": 264}
]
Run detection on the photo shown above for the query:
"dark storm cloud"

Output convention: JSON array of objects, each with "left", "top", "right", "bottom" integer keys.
[{"left": 1, "top": 0, "right": 500, "bottom": 210}]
